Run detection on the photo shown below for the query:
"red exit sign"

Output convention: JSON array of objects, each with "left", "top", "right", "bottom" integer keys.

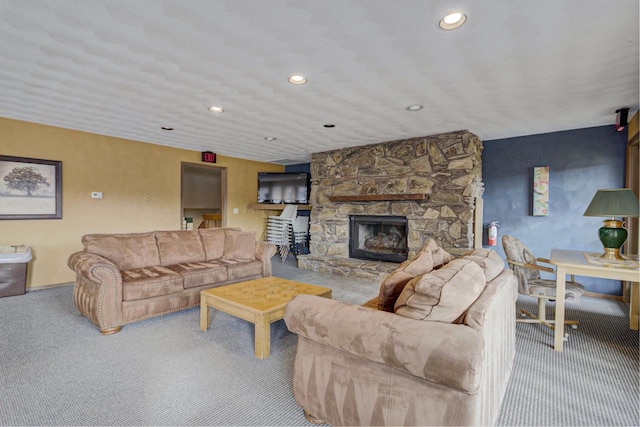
[{"left": 201, "top": 151, "right": 216, "bottom": 163}]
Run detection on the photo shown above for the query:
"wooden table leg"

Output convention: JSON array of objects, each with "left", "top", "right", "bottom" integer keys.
[
  {"left": 554, "top": 266, "right": 567, "bottom": 351},
  {"left": 254, "top": 315, "right": 271, "bottom": 359},
  {"left": 200, "top": 296, "right": 209, "bottom": 332},
  {"left": 630, "top": 282, "right": 639, "bottom": 331}
]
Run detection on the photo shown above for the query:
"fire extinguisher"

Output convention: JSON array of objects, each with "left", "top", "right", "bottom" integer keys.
[{"left": 488, "top": 221, "right": 499, "bottom": 246}]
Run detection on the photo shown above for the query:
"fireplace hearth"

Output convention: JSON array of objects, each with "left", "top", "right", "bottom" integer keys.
[{"left": 349, "top": 215, "right": 408, "bottom": 263}]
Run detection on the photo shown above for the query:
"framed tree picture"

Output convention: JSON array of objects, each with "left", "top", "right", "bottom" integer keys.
[{"left": 0, "top": 155, "right": 62, "bottom": 220}]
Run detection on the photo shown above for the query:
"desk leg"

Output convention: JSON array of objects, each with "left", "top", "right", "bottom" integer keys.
[
  {"left": 554, "top": 266, "right": 567, "bottom": 352},
  {"left": 630, "top": 282, "right": 639, "bottom": 331}
]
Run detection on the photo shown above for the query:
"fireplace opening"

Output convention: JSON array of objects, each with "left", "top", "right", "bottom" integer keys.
[{"left": 349, "top": 215, "right": 408, "bottom": 263}]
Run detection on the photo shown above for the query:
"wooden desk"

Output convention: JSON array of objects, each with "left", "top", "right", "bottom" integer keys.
[{"left": 550, "top": 249, "right": 640, "bottom": 352}]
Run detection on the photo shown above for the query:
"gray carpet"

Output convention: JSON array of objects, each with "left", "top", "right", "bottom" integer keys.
[
  {"left": 0, "top": 255, "right": 638, "bottom": 426},
  {"left": 498, "top": 296, "right": 639, "bottom": 426}
]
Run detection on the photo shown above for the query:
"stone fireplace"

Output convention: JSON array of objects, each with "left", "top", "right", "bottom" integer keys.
[
  {"left": 298, "top": 130, "right": 484, "bottom": 280},
  {"left": 349, "top": 215, "right": 408, "bottom": 263}
]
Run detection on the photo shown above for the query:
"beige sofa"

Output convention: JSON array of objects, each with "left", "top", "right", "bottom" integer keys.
[
  {"left": 284, "top": 242, "right": 517, "bottom": 426},
  {"left": 68, "top": 228, "right": 276, "bottom": 334}
]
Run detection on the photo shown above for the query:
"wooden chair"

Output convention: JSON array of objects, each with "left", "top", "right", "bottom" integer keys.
[
  {"left": 198, "top": 213, "right": 222, "bottom": 229},
  {"left": 502, "top": 235, "right": 584, "bottom": 332}
]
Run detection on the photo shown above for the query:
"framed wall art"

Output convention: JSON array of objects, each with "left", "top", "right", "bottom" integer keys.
[
  {"left": 532, "top": 166, "right": 549, "bottom": 216},
  {"left": 0, "top": 155, "right": 62, "bottom": 220}
]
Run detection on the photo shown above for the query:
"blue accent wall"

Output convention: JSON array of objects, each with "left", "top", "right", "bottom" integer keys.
[
  {"left": 483, "top": 125, "right": 628, "bottom": 294},
  {"left": 284, "top": 163, "right": 311, "bottom": 174}
]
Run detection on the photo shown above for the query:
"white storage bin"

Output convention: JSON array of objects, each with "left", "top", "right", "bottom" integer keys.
[{"left": 0, "top": 245, "right": 32, "bottom": 297}]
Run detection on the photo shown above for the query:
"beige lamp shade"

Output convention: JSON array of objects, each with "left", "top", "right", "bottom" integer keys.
[{"left": 583, "top": 188, "right": 640, "bottom": 218}]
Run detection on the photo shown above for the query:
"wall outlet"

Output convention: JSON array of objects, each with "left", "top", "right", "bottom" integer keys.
[
  {"left": 233, "top": 208, "right": 239, "bottom": 214},
  {"left": 91, "top": 192, "right": 103, "bottom": 199}
]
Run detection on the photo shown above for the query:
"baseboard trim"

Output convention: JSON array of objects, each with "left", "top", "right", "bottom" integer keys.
[{"left": 27, "top": 282, "right": 73, "bottom": 292}]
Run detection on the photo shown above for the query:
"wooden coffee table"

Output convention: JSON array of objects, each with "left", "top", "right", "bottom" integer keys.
[{"left": 200, "top": 276, "right": 332, "bottom": 359}]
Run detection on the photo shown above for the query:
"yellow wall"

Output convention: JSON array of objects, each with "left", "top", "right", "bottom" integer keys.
[{"left": 0, "top": 117, "right": 283, "bottom": 288}]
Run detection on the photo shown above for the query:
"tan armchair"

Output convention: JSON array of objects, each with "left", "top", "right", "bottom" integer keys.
[{"left": 502, "top": 235, "right": 584, "bottom": 330}]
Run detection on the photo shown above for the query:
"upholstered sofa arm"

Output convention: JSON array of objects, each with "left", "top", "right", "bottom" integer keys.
[
  {"left": 68, "top": 251, "right": 118, "bottom": 278},
  {"left": 284, "top": 294, "right": 484, "bottom": 393},
  {"left": 67, "top": 251, "right": 123, "bottom": 333},
  {"left": 255, "top": 241, "right": 277, "bottom": 276}
]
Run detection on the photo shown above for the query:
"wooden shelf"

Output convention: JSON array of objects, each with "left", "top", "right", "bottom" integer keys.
[
  {"left": 328, "top": 193, "right": 428, "bottom": 202},
  {"left": 247, "top": 203, "right": 312, "bottom": 211}
]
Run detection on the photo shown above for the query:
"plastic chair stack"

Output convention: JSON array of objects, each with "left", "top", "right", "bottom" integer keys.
[
  {"left": 266, "top": 205, "right": 298, "bottom": 263},
  {"left": 292, "top": 216, "right": 310, "bottom": 254}
]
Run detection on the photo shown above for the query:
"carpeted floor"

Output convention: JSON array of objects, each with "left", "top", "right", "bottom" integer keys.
[{"left": 0, "top": 255, "right": 638, "bottom": 426}]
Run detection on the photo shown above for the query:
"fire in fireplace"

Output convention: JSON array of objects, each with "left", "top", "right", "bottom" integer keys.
[{"left": 349, "top": 215, "right": 408, "bottom": 263}]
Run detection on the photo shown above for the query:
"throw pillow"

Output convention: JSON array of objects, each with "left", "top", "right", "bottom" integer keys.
[
  {"left": 377, "top": 251, "right": 434, "bottom": 312},
  {"left": 394, "top": 258, "right": 486, "bottom": 322},
  {"left": 377, "top": 238, "right": 454, "bottom": 312},
  {"left": 430, "top": 241, "right": 455, "bottom": 268},
  {"left": 222, "top": 229, "right": 256, "bottom": 260},
  {"left": 463, "top": 248, "right": 505, "bottom": 282}
]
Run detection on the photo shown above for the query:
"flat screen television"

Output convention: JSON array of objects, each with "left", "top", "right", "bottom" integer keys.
[{"left": 257, "top": 172, "right": 310, "bottom": 204}]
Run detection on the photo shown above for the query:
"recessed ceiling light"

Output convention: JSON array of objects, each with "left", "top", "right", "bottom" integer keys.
[
  {"left": 288, "top": 74, "right": 307, "bottom": 85},
  {"left": 264, "top": 137, "right": 277, "bottom": 141},
  {"left": 405, "top": 104, "right": 424, "bottom": 111},
  {"left": 438, "top": 12, "right": 467, "bottom": 30},
  {"left": 161, "top": 126, "right": 174, "bottom": 131},
  {"left": 208, "top": 105, "right": 224, "bottom": 113},
  {"left": 323, "top": 124, "right": 335, "bottom": 128}
]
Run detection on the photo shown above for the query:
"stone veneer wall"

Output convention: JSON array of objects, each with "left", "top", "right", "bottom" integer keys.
[{"left": 298, "top": 130, "right": 483, "bottom": 278}]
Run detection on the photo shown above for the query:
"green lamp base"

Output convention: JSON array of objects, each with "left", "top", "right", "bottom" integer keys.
[{"left": 598, "top": 219, "right": 628, "bottom": 261}]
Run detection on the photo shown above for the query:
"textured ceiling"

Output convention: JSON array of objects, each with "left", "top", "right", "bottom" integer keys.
[{"left": 1, "top": 0, "right": 638, "bottom": 164}]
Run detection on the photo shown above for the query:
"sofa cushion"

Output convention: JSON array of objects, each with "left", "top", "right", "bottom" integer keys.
[
  {"left": 220, "top": 259, "right": 263, "bottom": 280},
  {"left": 394, "top": 258, "right": 486, "bottom": 322},
  {"left": 121, "top": 266, "right": 184, "bottom": 301},
  {"left": 377, "top": 239, "right": 453, "bottom": 312},
  {"left": 155, "top": 230, "right": 205, "bottom": 266},
  {"left": 222, "top": 230, "right": 256, "bottom": 260},
  {"left": 82, "top": 232, "right": 160, "bottom": 271},
  {"left": 199, "top": 228, "right": 226, "bottom": 260},
  {"left": 166, "top": 261, "right": 228, "bottom": 289},
  {"left": 463, "top": 248, "right": 505, "bottom": 282}
]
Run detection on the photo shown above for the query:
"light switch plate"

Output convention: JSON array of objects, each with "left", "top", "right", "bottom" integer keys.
[{"left": 91, "top": 192, "right": 103, "bottom": 199}]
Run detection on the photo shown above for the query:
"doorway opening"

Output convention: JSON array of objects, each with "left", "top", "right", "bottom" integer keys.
[{"left": 181, "top": 162, "right": 226, "bottom": 229}]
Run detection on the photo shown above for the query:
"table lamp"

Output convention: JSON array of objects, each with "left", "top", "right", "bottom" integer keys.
[{"left": 583, "top": 188, "right": 640, "bottom": 260}]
